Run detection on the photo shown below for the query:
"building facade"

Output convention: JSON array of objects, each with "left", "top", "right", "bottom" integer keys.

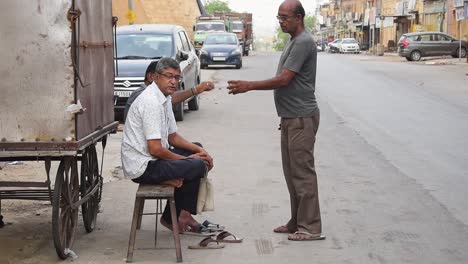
[{"left": 318, "top": 0, "right": 468, "bottom": 51}]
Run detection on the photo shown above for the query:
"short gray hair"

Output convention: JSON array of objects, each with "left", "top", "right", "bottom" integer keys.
[{"left": 156, "top": 57, "right": 180, "bottom": 73}]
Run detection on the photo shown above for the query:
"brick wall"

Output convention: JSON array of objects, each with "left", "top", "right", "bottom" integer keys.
[{"left": 113, "top": 0, "right": 202, "bottom": 40}]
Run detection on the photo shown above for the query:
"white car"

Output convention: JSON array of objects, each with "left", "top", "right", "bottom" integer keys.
[{"left": 339, "top": 38, "right": 360, "bottom": 53}]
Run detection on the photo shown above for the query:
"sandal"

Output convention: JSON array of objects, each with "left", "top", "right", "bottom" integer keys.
[
  {"left": 182, "top": 224, "right": 217, "bottom": 237},
  {"left": 201, "top": 220, "right": 225, "bottom": 232},
  {"left": 188, "top": 237, "right": 225, "bottom": 249},
  {"left": 213, "top": 231, "right": 243, "bottom": 243},
  {"left": 288, "top": 231, "right": 326, "bottom": 241}
]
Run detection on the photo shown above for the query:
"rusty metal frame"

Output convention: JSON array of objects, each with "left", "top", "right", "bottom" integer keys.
[{"left": 0, "top": 121, "right": 117, "bottom": 156}]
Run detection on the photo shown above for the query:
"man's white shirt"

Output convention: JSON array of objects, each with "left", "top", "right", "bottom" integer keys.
[{"left": 121, "top": 82, "right": 177, "bottom": 179}]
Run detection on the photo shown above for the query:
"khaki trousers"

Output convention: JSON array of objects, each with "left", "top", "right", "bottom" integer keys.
[{"left": 280, "top": 113, "right": 322, "bottom": 234}]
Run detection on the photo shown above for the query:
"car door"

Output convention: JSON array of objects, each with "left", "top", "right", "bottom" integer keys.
[
  {"left": 177, "top": 31, "right": 195, "bottom": 89},
  {"left": 418, "top": 34, "right": 435, "bottom": 55},
  {"left": 175, "top": 31, "right": 191, "bottom": 90},
  {"left": 181, "top": 31, "right": 199, "bottom": 87},
  {"left": 437, "top": 34, "right": 454, "bottom": 55}
]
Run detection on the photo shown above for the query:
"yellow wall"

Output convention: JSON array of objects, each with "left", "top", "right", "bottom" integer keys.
[{"left": 112, "top": 0, "right": 202, "bottom": 40}]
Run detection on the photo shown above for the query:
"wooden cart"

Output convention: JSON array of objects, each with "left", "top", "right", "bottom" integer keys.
[{"left": 0, "top": 0, "right": 118, "bottom": 259}]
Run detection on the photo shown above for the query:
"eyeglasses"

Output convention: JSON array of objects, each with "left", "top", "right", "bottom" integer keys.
[
  {"left": 276, "top": 15, "right": 296, "bottom": 21},
  {"left": 159, "top": 72, "right": 182, "bottom": 82}
]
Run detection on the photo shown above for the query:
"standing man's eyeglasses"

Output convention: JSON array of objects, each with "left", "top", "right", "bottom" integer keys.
[{"left": 276, "top": 15, "right": 297, "bottom": 21}]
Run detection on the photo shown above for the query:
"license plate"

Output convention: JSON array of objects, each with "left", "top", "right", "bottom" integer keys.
[
  {"left": 114, "top": 91, "right": 132, "bottom": 97},
  {"left": 212, "top": 56, "right": 226, "bottom": 61}
]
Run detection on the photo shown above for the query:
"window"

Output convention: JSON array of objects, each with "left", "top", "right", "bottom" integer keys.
[
  {"left": 116, "top": 34, "right": 173, "bottom": 58},
  {"left": 178, "top": 32, "right": 189, "bottom": 52},
  {"left": 420, "top": 34, "right": 432, "bottom": 41},
  {"left": 438, "top": 34, "right": 451, "bottom": 41}
]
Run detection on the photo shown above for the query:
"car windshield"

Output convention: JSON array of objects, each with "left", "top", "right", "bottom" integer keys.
[
  {"left": 232, "top": 22, "right": 243, "bottom": 31},
  {"left": 343, "top": 39, "right": 358, "bottom": 44},
  {"left": 204, "top": 34, "right": 237, "bottom": 45},
  {"left": 196, "top": 23, "right": 225, "bottom": 31},
  {"left": 116, "top": 34, "right": 173, "bottom": 59}
]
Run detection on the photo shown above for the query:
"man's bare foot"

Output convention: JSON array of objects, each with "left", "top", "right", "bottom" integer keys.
[
  {"left": 273, "top": 225, "right": 295, "bottom": 233},
  {"left": 160, "top": 218, "right": 183, "bottom": 232},
  {"left": 160, "top": 179, "right": 183, "bottom": 188},
  {"left": 178, "top": 210, "right": 200, "bottom": 231}
]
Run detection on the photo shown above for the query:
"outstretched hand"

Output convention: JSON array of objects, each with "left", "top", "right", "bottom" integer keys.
[
  {"left": 197, "top": 81, "right": 215, "bottom": 93},
  {"left": 227, "top": 80, "right": 251, "bottom": 94}
]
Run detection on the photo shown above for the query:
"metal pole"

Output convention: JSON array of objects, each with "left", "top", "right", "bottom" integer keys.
[
  {"left": 128, "top": 0, "right": 134, "bottom": 25},
  {"left": 460, "top": 21, "right": 462, "bottom": 61}
]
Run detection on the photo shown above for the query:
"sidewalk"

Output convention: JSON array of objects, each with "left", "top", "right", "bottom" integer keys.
[{"left": 361, "top": 51, "right": 468, "bottom": 65}]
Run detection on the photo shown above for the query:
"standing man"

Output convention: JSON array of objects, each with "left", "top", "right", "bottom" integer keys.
[
  {"left": 227, "top": 0, "right": 324, "bottom": 241},
  {"left": 122, "top": 57, "right": 214, "bottom": 232}
]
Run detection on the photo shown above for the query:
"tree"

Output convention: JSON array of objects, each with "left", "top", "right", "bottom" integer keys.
[
  {"left": 273, "top": 14, "right": 317, "bottom": 51},
  {"left": 203, "top": 0, "right": 232, "bottom": 14}
]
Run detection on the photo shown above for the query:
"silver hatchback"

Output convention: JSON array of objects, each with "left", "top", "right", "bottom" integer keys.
[{"left": 397, "top": 32, "right": 467, "bottom": 61}]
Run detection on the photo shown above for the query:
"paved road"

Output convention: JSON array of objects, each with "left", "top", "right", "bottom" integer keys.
[{"left": 1, "top": 52, "right": 468, "bottom": 263}]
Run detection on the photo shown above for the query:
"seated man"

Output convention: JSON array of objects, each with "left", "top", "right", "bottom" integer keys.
[
  {"left": 123, "top": 60, "right": 214, "bottom": 121},
  {"left": 121, "top": 57, "right": 214, "bottom": 232}
]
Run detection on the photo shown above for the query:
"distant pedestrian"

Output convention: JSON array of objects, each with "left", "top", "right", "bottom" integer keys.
[{"left": 227, "top": 0, "right": 324, "bottom": 241}]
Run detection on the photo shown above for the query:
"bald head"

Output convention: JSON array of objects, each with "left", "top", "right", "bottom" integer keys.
[{"left": 280, "top": 0, "right": 305, "bottom": 21}]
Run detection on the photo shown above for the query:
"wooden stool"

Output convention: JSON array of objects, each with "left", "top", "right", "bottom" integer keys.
[{"left": 126, "top": 184, "right": 182, "bottom": 263}]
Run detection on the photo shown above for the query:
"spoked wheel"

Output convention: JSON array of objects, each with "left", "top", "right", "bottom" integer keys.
[
  {"left": 52, "top": 157, "right": 79, "bottom": 259},
  {"left": 80, "top": 144, "right": 102, "bottom": 233}
]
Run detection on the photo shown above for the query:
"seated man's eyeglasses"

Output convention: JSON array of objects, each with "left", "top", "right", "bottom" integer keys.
[
  {"left": 276, "top": 15, "right": 297, "bottom": 21},
  {"left": 159, "top": 72, "right": 182, "bottom": 83}
]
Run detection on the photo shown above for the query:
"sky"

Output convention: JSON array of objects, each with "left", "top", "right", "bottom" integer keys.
[{"left": 224, "top": 0, "right": 319, "bottom": 38}]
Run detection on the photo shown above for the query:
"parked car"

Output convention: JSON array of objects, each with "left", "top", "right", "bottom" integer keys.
[
  {"left": 339, "top": 38, "right": 360, "bottom": 53},
  {"left": 199, "top": 33, "right": 243, "bottom": 69},
  {"left": 114, "top": 24, "right": 200, "bottom": 121},
  {"left": 327, "top": 39, "right": 341, "bottom": 53},
  {"left": 397, "top": 32, "right": 467, "bottom": 61}
]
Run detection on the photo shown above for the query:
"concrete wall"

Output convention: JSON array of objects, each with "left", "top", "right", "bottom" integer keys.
[{"left": 112, "top": 0, "right": 202, "bottom": 40}]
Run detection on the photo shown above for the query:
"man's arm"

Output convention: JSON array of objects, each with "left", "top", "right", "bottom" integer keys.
[
  {"left": 227, "top": 69, "right": 296, "bottom": 94},
  {"left": 147, "top": 139, "right": 186, "bottom": 160},
  {"left": 171, "top": 81, "right": 215, "bottom": 105},
  {"left": 168, "top": 132, "right": 214, "bottom": 169}
]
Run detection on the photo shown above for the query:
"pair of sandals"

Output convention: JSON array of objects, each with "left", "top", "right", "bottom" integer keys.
[{"left": 187, "top": 221, "right": 243, "bottom": 249}]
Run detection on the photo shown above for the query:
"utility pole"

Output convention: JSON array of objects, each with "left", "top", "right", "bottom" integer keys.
[{"left": 128, "top": 0, "right": 135, "bottom": 25}]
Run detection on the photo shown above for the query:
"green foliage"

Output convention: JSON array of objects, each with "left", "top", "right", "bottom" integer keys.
[
  {"left": 273, "top": 14, "right": 317, "bottom": 51},
  {"left": 203, "top": 0, "right": 232, "bottom": 14},
  {"left": 304, "top": 16, "right": 317, "bottom": 32}
]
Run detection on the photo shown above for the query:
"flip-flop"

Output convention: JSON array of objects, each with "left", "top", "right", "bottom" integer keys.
[
  {"left": 182, "top": 224, "right": 218, "bottom": 237},
  {"left": 201, "top": 220, "right": 225, "bottom": 232},
  {"left": 188, "top": 237, "right": 225, "bottom": 249},
  {"left": 288, "top": 231, "right": 326, "bottom": 241},
  {"left": 213, "top": 231, "right": 243, "bottom": 243}
]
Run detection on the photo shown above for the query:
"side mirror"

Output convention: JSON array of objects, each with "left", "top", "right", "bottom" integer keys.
[{"left": 179, "top": 51, "right": 189, "bottom": 61}]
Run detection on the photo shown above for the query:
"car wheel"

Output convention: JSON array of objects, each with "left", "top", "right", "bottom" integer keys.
[
  {"left": 201, "top": 64, "right": 207, "bottom": 69},
  {"left": 452, "top": 47, "right": 466, "bottom": 58},
  {"left": 405, "top": 56, "right": 412, "bottom": 61},
  {"left": 174, "top": 101, "right": 184, "bottom": 121},
  {"left": 236, "top": 60, "right": 242, "bottom": 69},
  {"left": 410, "top": 51, "right": 421, "bottom": 61}
]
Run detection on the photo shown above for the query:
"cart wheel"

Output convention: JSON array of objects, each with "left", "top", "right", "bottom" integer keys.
[
  {"left": 80, "top": 144, "right": 101, "bottom": 233},
  {"left": 52, "top": 157, "right": 79, "bottom": 259}
]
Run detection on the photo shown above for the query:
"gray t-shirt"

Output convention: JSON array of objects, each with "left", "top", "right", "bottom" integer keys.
[
  {"left": 274, "top": 30, "right": 318, "bottom": 118},
  {"left": 121, "top": 83, "right": 177, "bottom": 179}
]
